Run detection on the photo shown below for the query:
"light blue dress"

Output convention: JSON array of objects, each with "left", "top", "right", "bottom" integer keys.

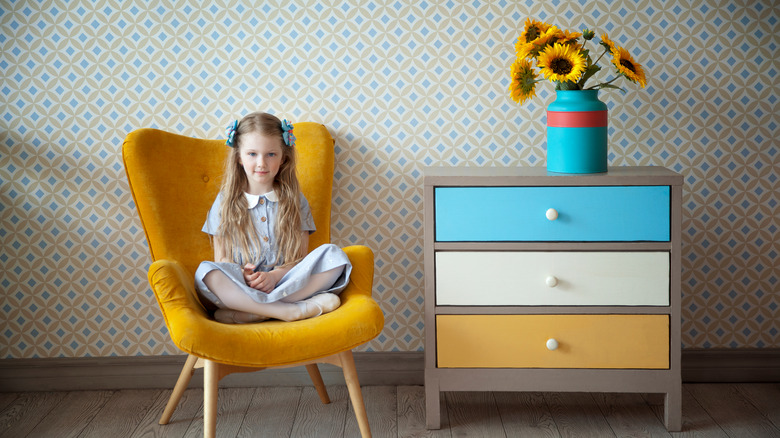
[{"left": 194, "top": 190, "right": 351, "bottom": 308}]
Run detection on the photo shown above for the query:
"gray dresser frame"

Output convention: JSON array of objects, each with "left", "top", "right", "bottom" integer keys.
[{"left": 423, "top": 166, "right": 684, "bottom": 431}]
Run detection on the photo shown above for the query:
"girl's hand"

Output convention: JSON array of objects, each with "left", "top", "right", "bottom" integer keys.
[
  {"left": 242, "top": 264, "right": 279, "bottom": 293},
  {"left": 242, "top": 264, "right": 261, "bottom": 290},
  {"left": 253, "top": 271, "right": 279, "bottom": 293}
]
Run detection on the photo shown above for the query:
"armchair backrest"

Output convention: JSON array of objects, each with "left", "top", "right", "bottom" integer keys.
[{"left": 122, "top": 122, "right": 334, "bottom": 276}]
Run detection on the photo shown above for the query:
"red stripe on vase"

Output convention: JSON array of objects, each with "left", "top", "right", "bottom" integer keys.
[{"left": 547, "top": 110, "right": 608, "bottom": 128}]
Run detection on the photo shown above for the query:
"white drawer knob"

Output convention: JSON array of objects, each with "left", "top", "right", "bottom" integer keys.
[
  {"left": 546, "top": 338, "right": 559, "bottom": 351},
  {"left": 546, "top": 276, "right": 558, "bottom": 287},
  {"left": 545, "top": 208, "right": 558, "bottom": 221}
]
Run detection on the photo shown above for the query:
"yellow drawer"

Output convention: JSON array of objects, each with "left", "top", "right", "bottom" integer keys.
[{"left": 437, "top": 314, "right": 669, "bottom": 369}]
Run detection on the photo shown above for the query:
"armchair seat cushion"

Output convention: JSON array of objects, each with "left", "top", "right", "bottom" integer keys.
[{"left": 148, "top": 245, "right": 384, "bottom": 368}]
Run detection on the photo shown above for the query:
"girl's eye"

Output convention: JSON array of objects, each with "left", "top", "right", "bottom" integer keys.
[
  {"left": 268, "top": 153, "right": 276, "bottom": 157},
  {"left": 248, "top": 152, "right": 257, "bottom": 157}
]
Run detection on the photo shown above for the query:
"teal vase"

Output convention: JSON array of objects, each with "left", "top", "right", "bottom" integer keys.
[{"left": 546, "top": 89, "right": 608, "bottom": 174}]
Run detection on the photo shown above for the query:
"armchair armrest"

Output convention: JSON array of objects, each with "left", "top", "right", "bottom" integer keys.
[
  {"left": 339, "top": 245, "right": 375, "bottom": 299},
  {"left": 147, "top": 259, "right": 210, "bottom": 351}
]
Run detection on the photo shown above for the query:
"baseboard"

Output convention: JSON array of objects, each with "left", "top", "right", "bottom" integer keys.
[
  {"left": 1, "top": 349, "right": 778, "bottom": 392},
  {"left": 681, "top": 349, "right": 780, "bottom": 382},
  {"left": 0, "top": 352, "right": 424, "bottom": 392}
]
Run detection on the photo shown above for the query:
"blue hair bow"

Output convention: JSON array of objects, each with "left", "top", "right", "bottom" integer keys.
[
  {"left": 281, "top": 119, "right": 295, "bottom": 147},
  {"left": 225, "top": 120, "right": 238, "bottom": 147}
]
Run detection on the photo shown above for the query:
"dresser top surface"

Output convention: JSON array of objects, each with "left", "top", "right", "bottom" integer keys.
[{"left": 423, "top": 166, "right": 683, "bottom": 186}]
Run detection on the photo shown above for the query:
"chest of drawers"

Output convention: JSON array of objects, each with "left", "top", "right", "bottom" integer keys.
[{"left": 424, "top": 166, "right": 683, "bottom": 431}]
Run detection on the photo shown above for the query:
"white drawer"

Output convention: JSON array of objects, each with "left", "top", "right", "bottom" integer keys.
[{"left": 436, "top": 251, "right": 669, "bottom": 306}]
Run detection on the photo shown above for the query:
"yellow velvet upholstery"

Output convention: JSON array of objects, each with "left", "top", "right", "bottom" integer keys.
[{"left": 123, "top": 124, "right": 383, "bottom": 437}]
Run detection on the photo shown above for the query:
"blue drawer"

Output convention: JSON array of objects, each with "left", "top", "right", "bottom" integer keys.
[{"left": 435, "top": 186, "right": 670, "bottom": 242}]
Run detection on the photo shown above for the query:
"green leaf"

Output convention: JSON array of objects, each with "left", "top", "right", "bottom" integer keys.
[
  {"left": 577, "top": 64, "right": 601, "bottom": 88},
  {"left": 557, "top": 80, "right": 580, "bottom": 90},
  {"left": 582, "top": 49, "right": 591, "bottom": 63}
]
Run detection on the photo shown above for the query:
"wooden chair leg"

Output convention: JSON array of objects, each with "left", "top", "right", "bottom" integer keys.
[
  {"left": 159, "top": 354, "right": 199, "bottom": 425},
  {"left": 339, "top": 351, "right": 372, "bottom": 438},
  {"left": 306, "top": 363, "right": 331, "bottom": 404},
  {"left": 204, "top": 360, "right": 219, "bottom": 438}
]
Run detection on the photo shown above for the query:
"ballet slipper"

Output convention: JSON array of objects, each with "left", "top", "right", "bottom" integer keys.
[
  {"left": 214, "top": 309, "right": 268, "bottom": 324},
  {"left": 307, "top": 293, "right": 341, "bottom": 314},
  {"left": 296, "top": 293, "right": 341, "bottom": 320}
]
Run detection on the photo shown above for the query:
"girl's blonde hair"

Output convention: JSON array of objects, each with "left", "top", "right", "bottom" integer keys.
[{"left": 217, "top": 112, "right": 305, "bottom": 267}]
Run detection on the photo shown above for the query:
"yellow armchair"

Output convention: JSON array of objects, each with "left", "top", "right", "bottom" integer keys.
[{"left": 122, "top": 123, "right": 384, "bottom": 438}]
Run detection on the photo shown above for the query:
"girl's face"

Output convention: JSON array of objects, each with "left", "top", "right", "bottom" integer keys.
[{"left": 238, "top": 132, "right": 284, "bottom": 195}]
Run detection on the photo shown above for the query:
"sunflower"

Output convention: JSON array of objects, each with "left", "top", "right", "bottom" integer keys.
[
  {"left": 515, "top": 19, "right": 549, "bottom": 57},
  {"left": 508, "top": 19, "right": 649, "bottom": 105},
  {"left": 536, "top": 43, "right": 587, "bottom": 83},
  {"left": 517, "top": 24, "right": 559, "bottom": 60},
  {"left": 515, "top": 41, "right": 533, "bottom": 60},
  {"left": 556, "top": 29, "right": 582, "bottom": 45},
  {"left": 582, "top": 28, "right": 595, "bottom": 40},
  {"left": 508, "top": 58, "right": 538, "bottom": 104},
  {"left": 520, "top": 18, "right": 552, "bottom": 45},
  {"left": 600, "top": 33, "right": 617, "bottom": 53},
  {"left": 529, "top": 26, "right": 562, "bottom": 59},
  {"left": 611, "top": 46, "right": 647, "bottom": 88}
]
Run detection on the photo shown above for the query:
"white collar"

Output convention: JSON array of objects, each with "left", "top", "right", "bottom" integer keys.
[{"left": 245, "top": 190, "right": 278, "bottom": 208}]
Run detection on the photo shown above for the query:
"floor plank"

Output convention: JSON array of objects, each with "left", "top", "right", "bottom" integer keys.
[
  {"left": 646, "top": 386, "right": 728, "bottom": 438},
  {"left": 132, "top": 388, "right": 202, "bottom": 438},
  {"left": 0, "top": 394, "right": 18, "bottom": 414},
  {"left": 26, "top": 390, "right": 113, "bottom": 438},
  {"left": 78, "top": 389, "right": 163, "bottom": 438},
  {"left": 0, "top": 391, "right": 67, "bottom": 438},
  {"left": 593, "top": 393, "right": 671, "bottom": 438},
  {"left": 290, "top": 385, "right": 349, "bottom": 437},
  {"left": 687, "top": 383, "right": 780, "bottom": 438},
  {"left": 184, "top": 387, "right": 255, "bottom": 438},
  {"left": 344, "top": 385, "right": 397, "bottom": 438},
  {"left": 736, "top": 383, "right": 780, "bottom": 430},
  {"left": 494, "top": 391, "right": 560, "bottom": 437},
  {"left": 217, "top": 388, "right": 255, "bottom": 438},
  {"left": 1, "top": 384, "right": 777, "bottom": 437},
  {"left": 237, "top": 386, "right": 301, "bottom": 438},
  {"left": 396, "top": 386, "right": 451, "bottom": 438},
  {"left": 544, "top": 392, "right": 616, "bottom": 438},
  {"left": 446, "top": 391, "right": 506, "bottom": 437}
]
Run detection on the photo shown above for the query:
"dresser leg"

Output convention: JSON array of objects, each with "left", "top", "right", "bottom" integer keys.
[
  {"left": 664, "top": 387, "right": 682, "bottom": 431},
  {"left": 425, "top": 377, "right": 441, "bottom": 429}
]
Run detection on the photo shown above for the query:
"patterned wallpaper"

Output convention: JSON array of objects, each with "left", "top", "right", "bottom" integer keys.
[{"left": 1, "top": 0, "right": 777, "bottom": 358}]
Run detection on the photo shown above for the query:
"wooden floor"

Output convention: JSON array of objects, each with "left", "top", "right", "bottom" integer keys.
[{"left": 1, "top": 384, "right": 779, "bottom": 437}]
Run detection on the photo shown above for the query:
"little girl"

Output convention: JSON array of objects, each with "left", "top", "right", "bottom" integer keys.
[{"left": 194, "top": 112, "right": 350, "bottom": 323}]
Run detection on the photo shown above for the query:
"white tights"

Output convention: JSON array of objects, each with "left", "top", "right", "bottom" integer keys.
[{"left": 203, "top": 266, "right": 344, "bottom": 322}]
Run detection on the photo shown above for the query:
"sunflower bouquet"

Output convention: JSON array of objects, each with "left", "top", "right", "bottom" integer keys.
[{"left": 509, "top": 19, "right": 647, "bottom": 105}]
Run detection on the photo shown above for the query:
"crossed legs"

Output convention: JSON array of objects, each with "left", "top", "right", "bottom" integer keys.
[{"left": 203, "top": 266, "right": 344, "bottom": 323}]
